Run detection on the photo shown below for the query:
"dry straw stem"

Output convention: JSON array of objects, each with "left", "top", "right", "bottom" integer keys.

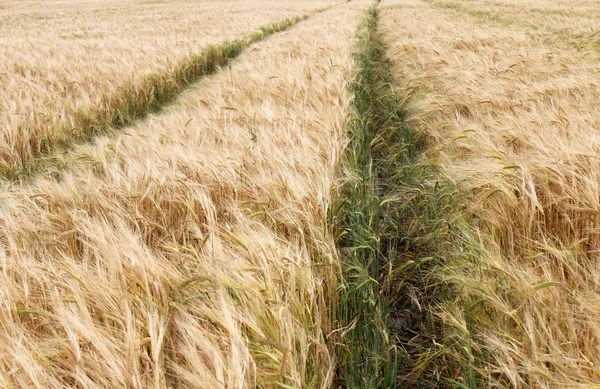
[
  {"left": 381, "top": 0, "right": 600, "bottom": 387},
  {"left": 0, "top": 0, "right": 335, "bottom": 176},
  {"left": 0, "top": 1, "right": 369, "bottom": 387}
]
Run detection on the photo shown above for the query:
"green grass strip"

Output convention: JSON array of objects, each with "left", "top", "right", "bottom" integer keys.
[
  {"left": 333, "top": 6, "right": 399, "bottom": 388},
  {"left": 334, "top": 4, "right": 482, "bottom": 388},
  {"left": 6, "top": 8, "right": 328, "bottom": 181}
]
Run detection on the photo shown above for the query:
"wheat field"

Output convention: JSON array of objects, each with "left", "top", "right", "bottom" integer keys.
[
  {"left": 0, "top": 0, "right": 334, "bottom": 174},
  {"left": 381, "top": 0, "right": 600, "bottom": 387},
  {"left": 3, "top": 0, "right": 600, "bottom": 387},
  {"left": 0, "top": 0, "right": 369, "bottom": 387}
]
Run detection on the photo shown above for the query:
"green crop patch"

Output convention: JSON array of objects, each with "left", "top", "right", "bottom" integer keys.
[{"left": 334, "top": 4, "right": 481, "bottom": 388}]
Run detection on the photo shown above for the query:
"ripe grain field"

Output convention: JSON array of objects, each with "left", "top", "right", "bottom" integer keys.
[
  {"left": 3, "top": 0, "right": 600, "bottom": 387},
  {"left": 0, "top": 0, "right": 335, "bottom": 176},
  {"left": 377, "top": 0, "right": 600, "bottom": 387},
  {"left": 0, "top": 0, "right": 368, "bottom": 387}
]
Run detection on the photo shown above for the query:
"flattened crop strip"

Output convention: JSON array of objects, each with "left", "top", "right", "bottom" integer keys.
[
  {"left": 6, "top": 7, "right": 329, "bottom": 181},
  {"left": 335, "top": 3, "right": 482, "bottom": 388}
]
